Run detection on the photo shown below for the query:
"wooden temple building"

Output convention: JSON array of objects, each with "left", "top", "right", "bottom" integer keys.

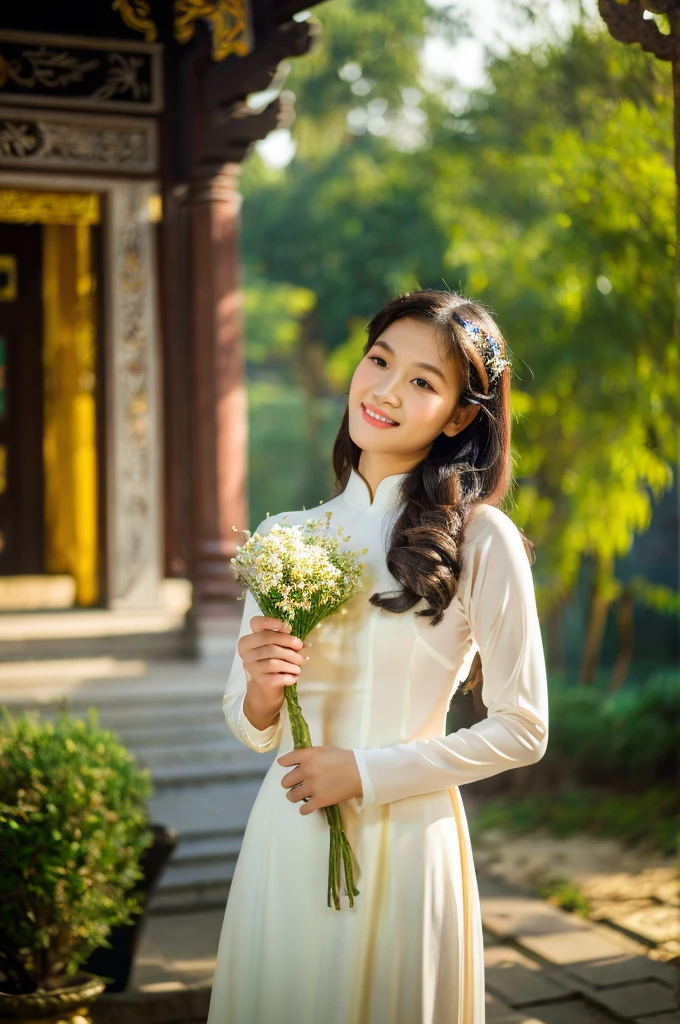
[{"left": 0, "top": 1, "right": 320, "bottom": 655}]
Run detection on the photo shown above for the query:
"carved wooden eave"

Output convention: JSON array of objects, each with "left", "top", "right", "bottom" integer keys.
[
  {"left": 182, "top": 15, "right": 320, "bottom": 178},
  {"left": 597, "top": 0, "right": 678, "bottom": 61},
  {"left": 112, "top": 0, "right": 323, "bottom": 63},
  {"left": 112, "top": 0, "right": 252, "bottom": 58}
]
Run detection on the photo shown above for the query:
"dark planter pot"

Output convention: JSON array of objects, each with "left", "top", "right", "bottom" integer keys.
[
  {"left": 82, "top": 823, "right": 178, "bottom": 993},
  {"left": 0, "top": 971, "right": 106, "bottom": 1021}
]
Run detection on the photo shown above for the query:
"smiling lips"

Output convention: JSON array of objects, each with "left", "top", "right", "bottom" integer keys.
[{"left": 361, "top": 402, "right": 399, "bottom": 428}]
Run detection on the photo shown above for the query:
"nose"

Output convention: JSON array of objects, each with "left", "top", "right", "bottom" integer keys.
[
  {"left": 373, "top": 393, "right": 400, "bottom": 414},
  {"left": 373, "top": 379, "right": 400, "bottom": 405}
]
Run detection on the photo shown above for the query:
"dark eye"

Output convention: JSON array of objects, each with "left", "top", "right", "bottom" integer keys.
[{"left": 368, "top": 356, "right": 434, "bottom": 391}]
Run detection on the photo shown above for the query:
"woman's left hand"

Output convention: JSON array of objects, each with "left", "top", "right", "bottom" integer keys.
[{"left": 277, "top": 746, "right": 363, "bottom": 815}]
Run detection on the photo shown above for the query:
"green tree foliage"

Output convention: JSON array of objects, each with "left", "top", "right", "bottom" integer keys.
[
  {"left": 437, "top": 25, "right": 678, "bottom": 680},
  {"left": 278, "top": 0, "right": 464, "bottom": 159}
]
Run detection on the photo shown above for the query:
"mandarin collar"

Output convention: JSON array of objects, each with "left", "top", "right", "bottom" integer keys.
[{"left": 342, "top": 467, "right": 408, "bottom": 513}]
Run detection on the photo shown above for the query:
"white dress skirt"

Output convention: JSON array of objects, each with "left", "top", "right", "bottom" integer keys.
[{"left": 206, "top": 467, "right": 549, "bottom": 1024}]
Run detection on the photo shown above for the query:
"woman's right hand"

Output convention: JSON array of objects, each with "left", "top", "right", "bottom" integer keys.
[{"left": 238, "top": 615, "right": 308, "bottom": 717}]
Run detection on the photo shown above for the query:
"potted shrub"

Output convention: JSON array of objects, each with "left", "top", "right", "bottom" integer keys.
[
  {"left": 82, "top": 821, "right": 178, "bottom": 992},
  {"left": 0, "top": 705, "right": 154, "bottom": 1022}
]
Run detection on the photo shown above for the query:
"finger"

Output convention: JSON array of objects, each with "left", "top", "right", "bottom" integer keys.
[
  {"left": 253, "top": 643, "right": 306, "bottom": 665},
  {"left": 278, "top": 750, "right": 303, "bottom": 769},
  {"left": 252, "top": 659, "right": 301, "bottom": 681},
  {"left": 250, "top": 615, "right": 293, "bottom": 633},
  {"left": 280, "top": 766, "right": 302, "bottom": 789},
  {"left": 240, "top": 633, "right": 307, "bottom": 664},
  {"left": 286, "top": 781, "right": 311, "bottom": 803},
  {"left": 246, "top": 636, "right": 307, "bottom": 661}
]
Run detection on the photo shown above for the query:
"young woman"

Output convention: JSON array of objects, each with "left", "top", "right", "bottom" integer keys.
[{"left": 207, "top": 289, "right": 549, "bottom": 1024}]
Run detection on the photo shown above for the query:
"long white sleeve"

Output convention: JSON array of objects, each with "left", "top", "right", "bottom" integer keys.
[
  {"left": 351, "top": 506, "right": 549, "bottom": 810},
  {"left": 222, "top": 528, "right": 285, "bottom": 753}
]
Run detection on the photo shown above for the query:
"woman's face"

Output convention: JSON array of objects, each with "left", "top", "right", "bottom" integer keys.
[{"left": 348, "top": 316, "right": 478, "bottom": 467}]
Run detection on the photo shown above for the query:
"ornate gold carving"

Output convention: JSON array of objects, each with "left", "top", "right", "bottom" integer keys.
[
  {"left": 0, "top": 253, "right": 17, "bottom": 300},
  {"left": 0, "top": 32, "right": 162, "bottom": 114},
  {"left": 0, "top": 109, "right": 157, "bottom": 172},
  {"left": 0, "top": 46, "right": 99, "bottom": 90},
  {"left": 0, "top": 189, "right": 100, "bottom": 225},
  {"left": 112, "top": 0, "right": 158, "bottom": 43},
  {"left": 174, "top": 0, "right": 250, "bottom": 60},
  {"left": 0, "top": 46, "right": 147, "bottom": 102}
]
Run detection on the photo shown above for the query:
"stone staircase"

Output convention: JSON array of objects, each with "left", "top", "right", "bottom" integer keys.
[
  {"left": 0, "top": 647, "right": 276, "bottom": 915},
  {"left": 0, "top": 580, "right": 195, "bottom": 661}
]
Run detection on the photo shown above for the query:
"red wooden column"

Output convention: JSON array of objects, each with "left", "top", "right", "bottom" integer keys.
[
  {"left": 180, "top": 16, "right": 317, "bottom": 638},
  {"left": 189, "top": 166, "right": 247, "bottom": 608}
]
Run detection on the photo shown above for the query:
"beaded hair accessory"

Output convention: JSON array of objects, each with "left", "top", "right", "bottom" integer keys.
[{"left": 450, "top": 310, "right": 511, "bottom": 384}]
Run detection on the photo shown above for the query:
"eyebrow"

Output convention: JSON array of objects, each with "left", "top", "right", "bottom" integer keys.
[{"left": 370, "top": 339, "right": 448, "bottom": 383}]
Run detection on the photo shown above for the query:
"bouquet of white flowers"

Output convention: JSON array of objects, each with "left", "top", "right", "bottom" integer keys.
[{"left": 230, "top": 510, "right": 368, "bottom": 910}]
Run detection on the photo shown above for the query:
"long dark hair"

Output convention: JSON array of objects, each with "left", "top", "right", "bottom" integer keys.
[{"left": 330, "top": 289, "right": 533, "bottom": 690}]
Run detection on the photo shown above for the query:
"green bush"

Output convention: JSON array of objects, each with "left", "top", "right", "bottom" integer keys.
[
  {"left": 468, "top": 787, "right": 680, "bottom": 854},
  {"left": 0, "top": 706, "right": 154, "bottom": 994},
  {"left": 465, "top": 671, "right": 680, "bottom": 854},
  {"left": 546, "top": 670, "right": 680, "bottom": 788}
]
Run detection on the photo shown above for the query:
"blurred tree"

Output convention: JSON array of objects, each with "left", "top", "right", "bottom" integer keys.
[
  {"left": 277, "top": 0, "right": 465, "bottom": 160},
  {"left": 597, "top": 1, "right": 679, "bottom": 347},
  {"left": 440, "top": 23, "right": 678, "bottom": 684},
  {"left": 242, "top": 11, "right": 678, "bottom": 685}
]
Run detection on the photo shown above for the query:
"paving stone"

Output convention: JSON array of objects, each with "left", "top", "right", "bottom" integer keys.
[
  {"left": 187, "top": 986, "right": 212, "bottom": 1019},
  {"left": 92, "top": 986, "right": 203, "bottom": 1024},
  {"left": 611, "top": 904, "right": 680, "bottom": 946},
  {"left": 479, "top": 873, "right": 525, "bottom": 898},
  {"left": 589, "top": 900, "right": 656, "bottom": 924},
  {"left": 485, "top": 990, "right": 547, "bottom": 1024},
  {"left": 653, "top": 942, "right": 680, "bottom": 965},
  {"left": 517, "top": 925, "right": 640, "bottom": 966},
  {"left": 485, "top": 927, "right": 504, "bottom": 947},
  {"left": 634, "top": 1013, "right": 680, "bottom": 1023},
  {"left": 566, "top": 952, "right": 680, "bottom": 989},
  {"left": 581, "top": 868, "right": 678, "bottom": 907},
  {"left": 587, "top": 980, "right": 679, "bottom": 1018},
  {"left": 516, "top": 997, "right": 622, "bottom": 1023},
  {"left": 485, "top": 945, "right": 578, "bottom": 1005},
  {"left": 481, "top": 895, "right": 586, "bottom": 938}
]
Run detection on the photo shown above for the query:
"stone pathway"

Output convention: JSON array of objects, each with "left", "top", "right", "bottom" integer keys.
[
  {"left": 479, "top": 873, "right": 679, "bottom": 1022},
  {"left": 473, "top": 826, "right": 680, "bottom": 965}
]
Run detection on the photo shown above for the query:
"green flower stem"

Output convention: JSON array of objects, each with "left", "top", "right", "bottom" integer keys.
[{"left": 283, "top": 683, "right": 360, "bottom": 910}]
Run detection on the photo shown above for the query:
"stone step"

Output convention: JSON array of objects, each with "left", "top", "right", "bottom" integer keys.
[
  {"left": 0, "top": 655, "right": 236, "bottom": 708},
  {"left": 145, "top": 756, "right": 274, "bottom": 788},
  {"left": 132, "top": 741, "right": 253, "bottom": 768},
  {"left": 148, "top": 882, "right": 232, "bottom": 916},
  {"left": 91, "top": 723, "right": 230, "bottom": 748},
  {"left": 0, "top": 631, "right": 196, "bottom": 663},
  {"left": 1, "top": 688, "right": 226, "bottom": 712},
  {"left": 147, "top": 833, "right": 244, "bottom": 915},
  {"left": 146, "top": 834, "right": 241, "bottom": 916},
  {"left": 2, "top": 701, "right": 232, "bottom": 733},
  {"left": 158, "top": 856, "right": 237, "bottom": 893},
  {"left": 148, "top": 772, "right": 269, "bottom": 835},
  {"left": 0, "top": 584, "right": 198, "bottom": 662},
  {"left": 173, "top": 831, "right": 244, "bottom": 866}
]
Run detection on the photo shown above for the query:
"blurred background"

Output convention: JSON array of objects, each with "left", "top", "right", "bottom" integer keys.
[{"left": 0, "top": 0, "right": 678, "bottom": 1016}]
